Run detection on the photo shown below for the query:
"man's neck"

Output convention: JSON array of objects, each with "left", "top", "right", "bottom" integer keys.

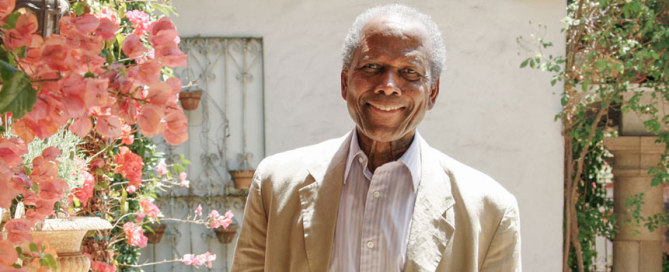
[{"left": 356, "top": 130, "right": 415, "bottom": 173}]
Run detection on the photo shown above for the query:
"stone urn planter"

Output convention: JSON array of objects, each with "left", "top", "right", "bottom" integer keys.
[
  {"left": 229, "top": 170, "right": 254, "bottom": 189},
  {"left": 29, "top": 217, "right": 112, "bottom": 272},
  {"left": 179, "top": 90, "right": 203, "bottom": 110},
  {"left": 213, "top": 221, "right": 239, "bottom": 244}
]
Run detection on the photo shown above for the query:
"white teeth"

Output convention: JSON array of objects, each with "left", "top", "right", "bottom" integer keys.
[{"left": 370, "top": 103, "right": 401, "bottom": 111}]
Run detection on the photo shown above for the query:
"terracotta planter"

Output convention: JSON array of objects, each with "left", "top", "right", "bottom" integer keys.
[
  {"left": 213, "top": 222, "right": 238, "bottom": 244},
  {"left": 145, "top": 224, "right": 166, "bottom": 244},
  {"left": 179, "top": 90, "right": 203, "bottom": 110},
  {"left": 229, "top": 170, "right": 254, "bottom": 189},
  {"left": 29, "top": 217, "right": 112, "bottom": 272}
]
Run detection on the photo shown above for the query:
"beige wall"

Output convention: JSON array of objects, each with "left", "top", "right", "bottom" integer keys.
[{"left": 171, "top": 0, "right": 565, "bottom": 270}]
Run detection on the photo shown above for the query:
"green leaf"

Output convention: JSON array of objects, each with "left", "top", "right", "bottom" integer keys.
[
  {"left": 44, "top": 254, "right": 58, "bottom": 270},
  {"left": 121, "top": 187, "right": 128, "bottom": 215},
  {"left": 0, "top": 60, "right": 37, "bottom": 119},
  {"left": 152, "top": 3, "right": 179, "bottom": 16},
  {"left": 29, "top": 243, "right": 38, "bottom": 253},
  {"left": 1, "top": 13, "right": 20, "bottom": 30},
  {"left": 71, "top": 2, "right": 85, "bottom": 16},
  {"left": 520, "top": 58, "right": 530, "bottom": 68}
]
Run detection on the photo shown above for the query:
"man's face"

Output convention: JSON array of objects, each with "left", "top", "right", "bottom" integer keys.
[{"left": 341, "top": 15, "right": 439, "bottom": 143}]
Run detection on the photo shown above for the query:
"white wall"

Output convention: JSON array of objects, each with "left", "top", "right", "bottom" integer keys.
[{"left": 171, "top": 0, "right": 565, "bottom": 271}]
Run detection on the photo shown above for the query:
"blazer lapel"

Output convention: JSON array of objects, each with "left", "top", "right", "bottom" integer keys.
[
  {"left": 404, "top": 139, "right": 456, "bottom": 272},
  {"left": 299, "top": 133, "right": 351, "bottom": 272}
]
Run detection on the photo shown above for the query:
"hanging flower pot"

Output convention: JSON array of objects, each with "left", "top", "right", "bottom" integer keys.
[
  {"left": 229, "top": 170, "right": 254, "bottom": 189},
  {"left": 179, "top": 90, "right": 203, "bottom": 110},
  {"left": 145, "top": 224, "right": 167, "bottom": 244},
  {"left": 213, "top": 221, "right": 239, "bottom": 244},
  {"left": 28, "top": 217, "right": 113, "bottom": 272}
]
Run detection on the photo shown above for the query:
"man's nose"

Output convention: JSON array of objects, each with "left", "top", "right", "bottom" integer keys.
[{"left": 374, "top": 70, "right": 401, "bottom": 96}]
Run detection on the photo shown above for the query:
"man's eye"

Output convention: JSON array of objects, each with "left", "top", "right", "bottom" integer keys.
[
  {"left": 361, "top": 64, "right": 380, "bottom": 72},
  {"left": 402, "top": 68, "right": 421, "bottom": 80}
]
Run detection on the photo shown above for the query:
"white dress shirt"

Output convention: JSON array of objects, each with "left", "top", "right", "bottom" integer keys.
[{"left": 329, "top": 128, "right": 422, "bottom": 272}]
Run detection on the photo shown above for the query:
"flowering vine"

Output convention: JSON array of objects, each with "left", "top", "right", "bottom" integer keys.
[{"left": 0, "top": 0, "right": 232, "bottom": 270}]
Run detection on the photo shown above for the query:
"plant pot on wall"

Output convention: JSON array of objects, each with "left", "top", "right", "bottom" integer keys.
[
  {"left": 145, "top": 224, "right": 166, "bottom": 244},
  {"left": 229, "top": 170, "right": 254, "bottom": 189},
  {"left": 213, "top": 221, "right": 239, "bottom": 244},
  {"left": 28, "top": 217, "right": 112, "bottom": 272},
  {"left": 179, "top": 89, "right": 203, "bottom": 110}
]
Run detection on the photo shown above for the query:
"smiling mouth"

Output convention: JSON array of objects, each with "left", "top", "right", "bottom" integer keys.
[{"left": 367, "top": 102, "right": 404, "bottom": 112}]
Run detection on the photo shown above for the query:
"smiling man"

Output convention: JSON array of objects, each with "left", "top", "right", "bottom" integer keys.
[{"left": 232, "top": 4, "right": 521, "bottom": 272}]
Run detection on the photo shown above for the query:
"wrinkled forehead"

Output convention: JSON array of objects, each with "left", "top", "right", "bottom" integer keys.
[{"left": 360, "top": 14, "right": 430, "bottom": 47}]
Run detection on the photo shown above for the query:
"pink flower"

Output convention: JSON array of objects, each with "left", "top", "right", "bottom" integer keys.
[
  {"left": 91, "top": 260, "right": 116, "bottom": 272},
  {"left": 0, "top": 137, "right": 28, "bottom": 168},
  {"left": 157, "top": 161, "right": 168, "bottom": 175},
  {"left": 122, "top": 222, "right": 148, "bottom": 248},
  {"left": 137, "top": 104, "right": 165, "bottom": 137},
  {"left": 135, "top": 212, "right": 145, "bottom": 223},
  {"left": 178, "top": 172, "right": 189, "bottom": 187},
  {"left": 148, "top": 17, "right": 177, "bottom": 48},
  {"left": 3, "top": 13, "right": 40, "bottom": 49},
  {"left": 96, "top": 115, "right": 124, "bottom": 139},
  {"left": 195, "top": 204, "right": 202, "bottom": 216},
  {"left": 72, "top": 171, "right": 95, "bottom": 206},
  {"left": 126, "top": 185, "right": 137, "bottom": 194},
  {"left": 125, "top": 10, "right": 152, "bottom": 38},
  {"left": 122, "top": 34, "right": 147, "bottom": 59},
  {"left": 139, "top": 198, "right": 161, "bottom": 219},
  {"left": 121, "top": 134, "right": 135, "bottom": 145},
  {"left": 41, "top": 146, "right": 61, "bottom": 161},
  {"left": 182, "top": 252, "right": 216, "bottom": 268},
  {"left": 0, "top": 0, "right": 16, "bottom": 21},
  {"left": 209, "top": 210, "right": 234, "bottom": 229},
  {"left": 0, "top": 240, "right": 17, "bottom": 266},
  {"left": 162, "top": 105, "right": 189, "bottom": 145},
  {"left": 182, "top": 254, "right": 196, "bottom": 265},
  {"left": 72, "top": 13, "right": 100, "bottom": 34},
  {"left": 69, "top": 116, "right": 93, "bottom": 138},
  {"left": 114, "top": 146, "right": 144, "bottom": 189},
  {"left": 38, "top": 178, "right": 68, "bottom": 201},
  {"left": 4, "top": 219, "right": 33, "bottom": 245},
  {"left": 30, "top": 157, "right": 58, "bottom": 183}
]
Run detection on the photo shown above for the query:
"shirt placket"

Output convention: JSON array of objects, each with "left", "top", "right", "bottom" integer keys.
[{"left": 360, "top": 165, "right": 386, "bottom": 271}]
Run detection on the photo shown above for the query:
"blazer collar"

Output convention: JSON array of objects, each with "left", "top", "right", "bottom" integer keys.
[
  {"left": 404, "top": 137, "right": 456, "bottom": 271},
  {"left": 299, "top": 133, "right": 351, "bottom": 272},
  {"left": 298, "top": 133, "right": 456, "bottom": 271}
]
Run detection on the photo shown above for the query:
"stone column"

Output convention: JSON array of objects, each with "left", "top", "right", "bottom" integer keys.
[{"left": 604, "top": 136, "right": 664, "bottom": 272}]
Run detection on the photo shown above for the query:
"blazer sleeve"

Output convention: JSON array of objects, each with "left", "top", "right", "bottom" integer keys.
[
  {"left": 232, "top": 168, "right": 267, "bottom": 272},
  {"left": 480, "top": 197, "right": 522, "bottom": 272}
]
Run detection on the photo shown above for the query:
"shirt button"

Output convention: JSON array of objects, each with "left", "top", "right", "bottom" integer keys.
[
  {"left": 373, "top": 191, "right": 380, "bottom": 199},
  {"left": 358, "top": 157, "right": 364, "bottom": 163},
  {"left": 367, "top": 241, "right": 374, "bottom": 248}
]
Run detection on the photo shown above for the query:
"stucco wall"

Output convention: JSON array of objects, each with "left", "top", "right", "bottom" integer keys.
[{"left": 171, "top": 0, "right": 565, "bottom": 270}]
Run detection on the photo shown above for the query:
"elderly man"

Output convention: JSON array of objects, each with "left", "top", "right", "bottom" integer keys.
[{"left": 232, "top": 4, "right": 521, "bottom": 272}]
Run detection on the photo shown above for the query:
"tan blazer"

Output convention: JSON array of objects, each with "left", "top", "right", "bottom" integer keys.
[{"left": 232, "top": 133, "right": 521, "bottom": 272}]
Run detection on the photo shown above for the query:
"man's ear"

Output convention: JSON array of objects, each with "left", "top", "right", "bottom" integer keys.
[
  {"left": 428, "top": 77, "right": 440, "bottom": 110},
  {"left": 341, "top": 69, "right": 348, "bottom": 100}
]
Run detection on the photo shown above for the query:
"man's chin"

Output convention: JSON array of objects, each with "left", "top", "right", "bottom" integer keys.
[{"left": 357, "top": 127, "right": 412, "bottom": 144}]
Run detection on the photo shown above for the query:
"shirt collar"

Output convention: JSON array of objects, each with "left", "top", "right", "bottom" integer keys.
[{"left": 344, "top": 127, "right": 422, "bottom": 190}]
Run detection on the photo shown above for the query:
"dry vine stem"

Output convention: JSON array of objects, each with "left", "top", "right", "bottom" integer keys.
[{"left": 562, "top": 0, "right": 591, "bottom": 271}]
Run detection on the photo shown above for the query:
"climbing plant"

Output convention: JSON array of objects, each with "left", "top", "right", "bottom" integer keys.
[{"left": 520, "top": 0, "right": 669, "bottom": 271}]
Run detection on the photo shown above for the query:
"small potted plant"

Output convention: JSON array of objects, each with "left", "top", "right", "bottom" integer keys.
[
  {"left": 229, "top": 153, "right": 255, "bottom": 189},
  {"left": 213, "top": 219, "right": 239, "bottom": 244},
  {"left": 179, "top": 88, "right": 204, "bottom": 110}
]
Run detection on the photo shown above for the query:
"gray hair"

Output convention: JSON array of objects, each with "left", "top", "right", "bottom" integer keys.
[{"left": 342, "top": 4, "right": 447, "bottom": 83}]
